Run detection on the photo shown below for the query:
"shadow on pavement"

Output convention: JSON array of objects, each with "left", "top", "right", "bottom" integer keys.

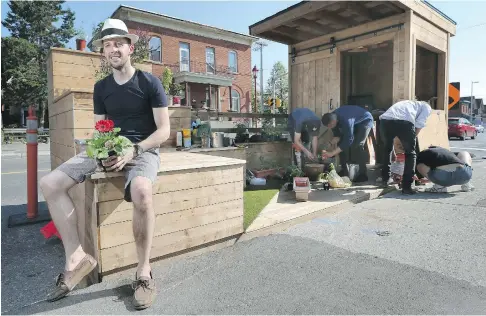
[{"left": 6, "top": 284, "right": 137, "bottom": 315}]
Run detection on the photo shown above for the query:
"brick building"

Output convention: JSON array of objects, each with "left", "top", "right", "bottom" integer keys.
[{"left": 105, "top": 5, "right": 258, "bottom": 113}]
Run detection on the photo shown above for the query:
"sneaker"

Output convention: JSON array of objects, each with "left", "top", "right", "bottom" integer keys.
[
  {"left": 132, "top": 272, "right": 156, "bottom": 310},
  {"left": 461, "top": 182, "right": 475, "bottom": 192},
  {"left": 425, "top": 184, "right": 447, "bottom": 193}
]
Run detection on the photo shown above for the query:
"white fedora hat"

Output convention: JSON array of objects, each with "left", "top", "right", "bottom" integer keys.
[{"left": 92, "top": 18, "right": 139, "bottom": 48}]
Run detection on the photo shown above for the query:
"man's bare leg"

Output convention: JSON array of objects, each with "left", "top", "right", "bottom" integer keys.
[
  {"left": 40, "top": 170, "right": 87, "bottom": 271},
  {"left": 416, "top": 163, "right": 431, "bottom": 178},
  {"left": 130, "top": 176, "right": 155, "bottom": 278}
]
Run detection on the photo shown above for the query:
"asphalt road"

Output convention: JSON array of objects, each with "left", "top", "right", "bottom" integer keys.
[
  {"left": 1, "top": 155, "right": 51, "bottom": 206},
  {"left": 1, "top": 135, "right": 485, "bottom": 314}
]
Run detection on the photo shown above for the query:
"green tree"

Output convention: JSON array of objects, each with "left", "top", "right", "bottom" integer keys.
[
  {"left": 265, "top": 61, "right": 289, "bottom": 113},
  {"left": 1, "top": 37, "right": 44, "bottom": 122},
  {"left": 2, "top": 0, "right": 77, "bottom": 127}
]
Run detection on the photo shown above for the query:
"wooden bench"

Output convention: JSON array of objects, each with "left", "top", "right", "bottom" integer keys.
[{"left": 69, "top": 151, "right": 246, "bottom": 285}]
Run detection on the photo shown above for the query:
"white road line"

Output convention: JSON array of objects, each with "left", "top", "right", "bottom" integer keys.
[{"left": 450, "top": 147, "right": 486, "bottom": 152}]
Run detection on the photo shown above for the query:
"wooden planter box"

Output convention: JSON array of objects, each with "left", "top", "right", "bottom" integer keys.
[{"left": 71, "top": 152, "right": 246, "bottom": 285}]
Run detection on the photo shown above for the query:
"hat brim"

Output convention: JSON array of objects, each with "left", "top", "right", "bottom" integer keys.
[{"left": 92, "top": 34, "right": 139, "bottom": 48}]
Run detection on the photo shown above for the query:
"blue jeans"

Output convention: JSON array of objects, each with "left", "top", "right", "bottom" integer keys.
[{"left": 427, "top": 165, "right": 473, "bottom": 187}]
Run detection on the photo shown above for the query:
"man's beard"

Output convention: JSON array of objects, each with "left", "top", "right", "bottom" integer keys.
[{"left": 109, "top": 57, "right": 128, "bottom": 71}]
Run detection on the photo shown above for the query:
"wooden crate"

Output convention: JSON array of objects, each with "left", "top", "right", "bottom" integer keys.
[{"left": 75, "top": 152, "right": 245, "bottom": 283}]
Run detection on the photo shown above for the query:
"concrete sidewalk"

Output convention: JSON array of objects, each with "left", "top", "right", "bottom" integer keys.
[
  {"left": 2, "top": 161, "right": 486, "bottom": 314},
  {"left": 1, "top": 143, "right": 50, "bottom": 158}
]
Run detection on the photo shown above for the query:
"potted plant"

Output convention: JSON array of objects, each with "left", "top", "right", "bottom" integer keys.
[
  {"left": 169, "top": 82, "right": 183, "bottom": 106},
  {"left": 234, "top": 123, "right": 248, "bottom": 143},
  {"left": 161, "top": 68, "right": 173, "bottom": 106},
  {"left": 85, "top": 119, "right": 133, "bottom": 172},
  {"left": 251, "top": 157, "right": 284, "bottom": 179},
  {"left": 285, "top": 165, "right": 305, "bottom": 190},
  {"left": 75, "top": 28, "right": 87, "bottom": 51},
  {"left": 197, "top": 123, "right": 211, "bottom": 148}
]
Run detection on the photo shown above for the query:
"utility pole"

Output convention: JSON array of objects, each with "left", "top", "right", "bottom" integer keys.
[
  {"left": 471, "top": 81, "right": 479, "bottom": 120},
  {"left": 253, "top": 41, "right": 268, "bottom": 114}
]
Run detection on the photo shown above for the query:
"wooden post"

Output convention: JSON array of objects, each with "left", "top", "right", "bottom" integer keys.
[
  {"left": 208, "top": 84, "right": 212, "bottom": 110},
  {"left": 185, "top": 82, "right": 189, "bottom": 106},
  {"left": 229, "top": 86, "right": 233, "bottom": 111},
  {"left": 216, "top": 86, "right": 220, "bottom": 112}
]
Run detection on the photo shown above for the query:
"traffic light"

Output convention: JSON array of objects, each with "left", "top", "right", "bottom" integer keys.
[
  {"left": 275, "top": 98, "right": 281, "bottom": 108},
  {"left": 267, "top": 98, "right": 274, "bottom": 107}
]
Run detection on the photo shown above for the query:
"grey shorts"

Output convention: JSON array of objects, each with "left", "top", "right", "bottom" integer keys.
[
  {"left": 427, "top": 164, "right": 472, "bottom": 187},
  {"left": 57, "top": 148, "right": 160, "bottom": 202}
]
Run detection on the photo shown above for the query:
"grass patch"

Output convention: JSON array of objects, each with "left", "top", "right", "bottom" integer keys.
[{"left": 243, "top": 189, "right": 279, "bottom": 229}]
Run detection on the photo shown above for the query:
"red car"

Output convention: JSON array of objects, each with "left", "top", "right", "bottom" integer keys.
[{"left": 448, "top": 117, "right": 477, "bottom": 140}]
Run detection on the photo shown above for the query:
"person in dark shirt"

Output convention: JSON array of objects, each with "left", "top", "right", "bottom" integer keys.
[
  {"left": 416, "top": 146, "right": 474, "bottom": 193},
  {"left": 321, "top": 105, "right": 374, "bottom": 182},
  {"left": 287, "top": 108, "right": 321, "bottom": 161},
  {"left": 39, "top": 19, "right": 170, "bottom": 309}
]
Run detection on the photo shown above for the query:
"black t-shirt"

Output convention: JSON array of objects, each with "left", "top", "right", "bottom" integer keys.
[
  {"left": 93, "top": 70, "right": 168, "bottom": 143},
  {"left": 417, "top": 146, "right": 464, "bottom": 169}
]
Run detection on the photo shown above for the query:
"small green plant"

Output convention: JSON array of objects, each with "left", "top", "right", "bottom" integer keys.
[
  {"left": 235, "top": 123, "right": 247, "bottom": 135},
  {"left": 169, "top": 82, "right": 183, "bottom": 97},
  {"left": 196, "top": 123, "right": 211, "bottom": 138},
  {"left": 75, "top": 27, "right": 87, "bottom": 40},
  {"left": 161, "top": 67, "right": 173, "bottom": 95}
]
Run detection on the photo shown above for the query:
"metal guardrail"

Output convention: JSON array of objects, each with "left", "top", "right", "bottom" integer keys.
[{"left": 2, "top": 128, "right": 49, "bottom": 144}]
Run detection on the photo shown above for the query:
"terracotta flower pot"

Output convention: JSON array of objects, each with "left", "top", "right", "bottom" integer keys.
[{"left": 76, "top": 39, "right": 86, "bottom": 51}]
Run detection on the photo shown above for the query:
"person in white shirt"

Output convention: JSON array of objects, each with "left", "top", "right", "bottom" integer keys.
[{"left": 379, "top": 100, "right": 432, "bottom": 194}]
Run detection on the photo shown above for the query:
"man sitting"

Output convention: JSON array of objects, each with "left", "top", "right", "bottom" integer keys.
[
  {"left": 416, "top": 146, "right": 474, "bottom": 193},
  {"left": 321, "top": 105, "right": 374, "bottom": 182}
]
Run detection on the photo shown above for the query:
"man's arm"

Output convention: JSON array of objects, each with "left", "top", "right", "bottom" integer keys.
[
  {"left": 327, "top": 120, "right": 353, "bottom": 157},
  {"left": 137, "top": 107, "right": 171, "bottom": 151},
  {"left": 312, "top": 135, "right": 318, "bottom": 156},
  {"left": 415, "top": 102, "right": 432, "bottom": 131}
]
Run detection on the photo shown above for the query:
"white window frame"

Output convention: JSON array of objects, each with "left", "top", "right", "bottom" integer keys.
[
  {"left": 206, "top": 47, "right": 215, "bottom": 74},
  {"left": 231, "top": 90, "right": 240, "bottom": 112},
  {"left": 179, "top": 42, "right": 190, "bottom": 72},
  {"left": 149, "top": 36, "right": 162, "bottom": 62},
  {"left": 228, "top": 51, "right": 238, "bottom": 73}
]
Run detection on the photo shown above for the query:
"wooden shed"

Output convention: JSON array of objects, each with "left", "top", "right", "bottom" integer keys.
[{"left": 249, "top": 0, "right": 456, "bottom": 150}]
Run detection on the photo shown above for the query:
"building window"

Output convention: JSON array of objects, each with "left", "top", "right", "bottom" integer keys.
[
  {"left": 228, "top": 51, "right": 238, "bottom": 73},
  {"left": 179, "top": 42, "right": 190, "bottom": 72},
  {"left": 231, "top": 89, "right": 240, "bottom": 112},
  {"left": 206, "top": 47, "right": 215, "bottom": 74},
  {"left": 149, "top": 37, "right": 161, "bottom": 62}
]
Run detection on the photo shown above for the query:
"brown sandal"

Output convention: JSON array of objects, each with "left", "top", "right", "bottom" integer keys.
[{"left": 46, "top": 254, "right": 97, "bottom": 302}]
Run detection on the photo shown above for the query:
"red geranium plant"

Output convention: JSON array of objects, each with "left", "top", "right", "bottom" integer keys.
[{"left": 86, "top": 119, "right": 133, "bottom": 162}]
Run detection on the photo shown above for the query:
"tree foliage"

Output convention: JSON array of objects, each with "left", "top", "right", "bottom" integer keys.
[
  {"left": 265, "top": 61, "right": 289, "bottom": 113},
  {"left": 2, "top": 1, "right": 77, "bottom": 125},
  {"left": 1, "top": 37, "right": 45, "bottom": 110}
]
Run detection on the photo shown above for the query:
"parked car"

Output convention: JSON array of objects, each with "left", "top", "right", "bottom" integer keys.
[
  {"left": 448, "top": 117, "right": 477, "bottom": 140},
  {"left": 475, "top": 124, "right": 484, "bottom": 133}
]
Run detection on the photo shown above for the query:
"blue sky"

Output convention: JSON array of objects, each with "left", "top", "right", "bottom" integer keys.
[{"left": 1, "top": 0, "right": 485, "bottom": 99}]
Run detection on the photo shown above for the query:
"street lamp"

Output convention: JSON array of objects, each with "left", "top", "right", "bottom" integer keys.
[
  {"left": 471, "top": 81, "right": 479, "bottom": 117},
  {"left": 252, "top": 65, "right": 259, "bottom": 114}
]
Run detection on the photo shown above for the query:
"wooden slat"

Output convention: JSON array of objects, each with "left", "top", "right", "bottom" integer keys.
[
  {"left": 295, "top": 13, "right": 406, "bottom": 51},
  {"left": 249, "top": 1, "right": 337, "bottom": 36},
  {"left": 50, "top": 142, "right": 75, "bottom": 163},
  {"left": 395, "top": 0, "right": 456, "bottom": 35},
  {"left": 49, "top": 93, "right": 74, "bottom": 118},
  {"left": 96, "top": 165, "right": 244, "bottom": 202},
  {"left": 100, "top": 216, "right": 243, "bottom": 273},
  {"left": 99, "top": 199, "right": 243, "bottom": 249},
  {"left": 315, "top": 58, "right": 325, "bottom": 117},
  {"left": 50, "top": 128, "right": 74, "bottom": 148}
]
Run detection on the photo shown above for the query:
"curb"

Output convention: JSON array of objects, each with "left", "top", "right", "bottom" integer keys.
[{"left": 237, "top": 186, "right": 393, "bottom": 243}]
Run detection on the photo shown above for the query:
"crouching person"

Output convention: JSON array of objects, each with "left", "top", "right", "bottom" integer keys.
[{"left": 416, "top": 146, "right": 474, "bottom": 193}]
